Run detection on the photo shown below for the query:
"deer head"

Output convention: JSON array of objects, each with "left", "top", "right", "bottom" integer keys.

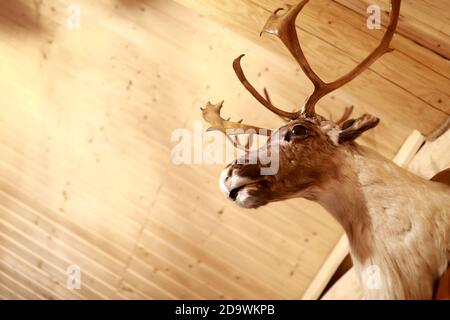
[{"left": 202, "top": 0, "right": 400, "bottom": 208}]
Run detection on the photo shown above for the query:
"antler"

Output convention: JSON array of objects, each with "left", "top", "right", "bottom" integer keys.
[
  {"left": 201, "top": 0, "right": 401, "bottom": 146},
  {"left": 201, "top": 101, "right": 271, "bottom": 151},
  {"left": 261, "top": 0, "right": 401, "bottom": 117},
  {"left": 233, "top": 54, "right": 299, "bottom": 119},
  {"left": 335, "top": 105, "right": 354, "bottom": 126},
  {"left": 201, "top": 101, "right": 272, "bottom": 135}
]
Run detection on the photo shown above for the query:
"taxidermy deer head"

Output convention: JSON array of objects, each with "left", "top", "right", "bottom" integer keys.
[{"left": 202, "top": 0, "right": 450, "bottom": 300}]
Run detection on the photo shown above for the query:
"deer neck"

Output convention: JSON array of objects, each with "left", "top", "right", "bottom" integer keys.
[{"left": 314, "top": 144, "right": 400, "bottom": 262}]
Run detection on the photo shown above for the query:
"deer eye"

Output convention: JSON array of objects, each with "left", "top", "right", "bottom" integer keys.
[{"left": 291, "top": 125, "right": 308, "bottom": 137}]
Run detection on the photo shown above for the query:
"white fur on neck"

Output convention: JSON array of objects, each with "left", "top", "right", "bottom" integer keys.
[{"left": 316, "top": 145, "right": 450, "bottom": 299}]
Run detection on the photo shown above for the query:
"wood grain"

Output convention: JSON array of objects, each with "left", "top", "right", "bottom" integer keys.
[{"left": 334, "top": 0, "right": 450, "bottom": 58}]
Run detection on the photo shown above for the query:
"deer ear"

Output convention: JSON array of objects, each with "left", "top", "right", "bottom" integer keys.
[{"left": 338, "top": 114, "right": 379, "bottom": 144}]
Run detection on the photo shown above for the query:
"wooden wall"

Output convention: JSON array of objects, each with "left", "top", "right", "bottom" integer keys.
[{"left": 0, "top": 0, "right": 448, "bottom": 299}]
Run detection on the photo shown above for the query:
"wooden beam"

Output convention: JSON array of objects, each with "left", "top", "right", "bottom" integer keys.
[{"left": 302, "top": 235, "right": 349, "bottom": 300}]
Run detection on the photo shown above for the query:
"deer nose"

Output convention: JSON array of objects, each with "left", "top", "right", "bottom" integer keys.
[{"left": 219, "top": 162, "right": 263, "bottom": 200}]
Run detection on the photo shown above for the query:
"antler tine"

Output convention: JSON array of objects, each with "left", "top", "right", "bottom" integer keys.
[
  {"left": 201, "top": 101, "right": 272, "bottom": 136},
  {"left": 335, "top": 105, "right": 354, "bottom": 126},
  {"left": 261, "top": 0, "right": 324, "bottom": 93},
  {"left": 261, "top": 0, "right": 401, "bottom": 118},
  {"left": 233, "top": 54, "right": 299, "bottom": 119},
  {"left": 263, "top": 87, "right": 292, "bottom": 122},
  {"left": 227, "top": 134, "right": 254, "bottom": 152}
]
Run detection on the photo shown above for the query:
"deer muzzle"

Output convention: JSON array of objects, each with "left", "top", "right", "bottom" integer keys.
[{"left": 219, "top": 161, "right": 270, "bottom": 208}]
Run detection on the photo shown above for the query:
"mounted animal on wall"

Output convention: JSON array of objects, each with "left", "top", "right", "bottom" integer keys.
[{"left": 201, "top": 0, "right": 450, "bottom": 299}]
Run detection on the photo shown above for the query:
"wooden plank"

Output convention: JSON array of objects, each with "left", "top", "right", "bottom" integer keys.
[
  {"left": 302, "top": 235, "right": 350, "bottom": 299},
  {"left": 127, "top": 257, "right": 204, "bottom": 299},
  {"left": 0, "top": 250, "right": 64, "bottom": 300},
  {"left": 408, "top": 128, "right": 450, "bottom": 179},
  {"left": 334, "top": 0, "right": 450, "bottom": 58},
  {"left": 0, "top": 283, "right": 23, "bottom": 300},
  {"left": 0, "top": 220, "right": 105, "bottom": 299},
  {"left": 392, "top": 130, "right": 426, "bottom": 167},
  {"left": 321, "top": 267, "right": 363, "bottom": 300},
  {"left": 0, "top": 267, "right": 42, "bottom": 300},
  {"left": 133, "top": 245, "right": 225, "bottom": 299},
  {"left": 0, "top": 202, "right": 121, "bottom": 291},
  {"left": 141, "top": 221, "right": 283, "bottom": 299}
]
